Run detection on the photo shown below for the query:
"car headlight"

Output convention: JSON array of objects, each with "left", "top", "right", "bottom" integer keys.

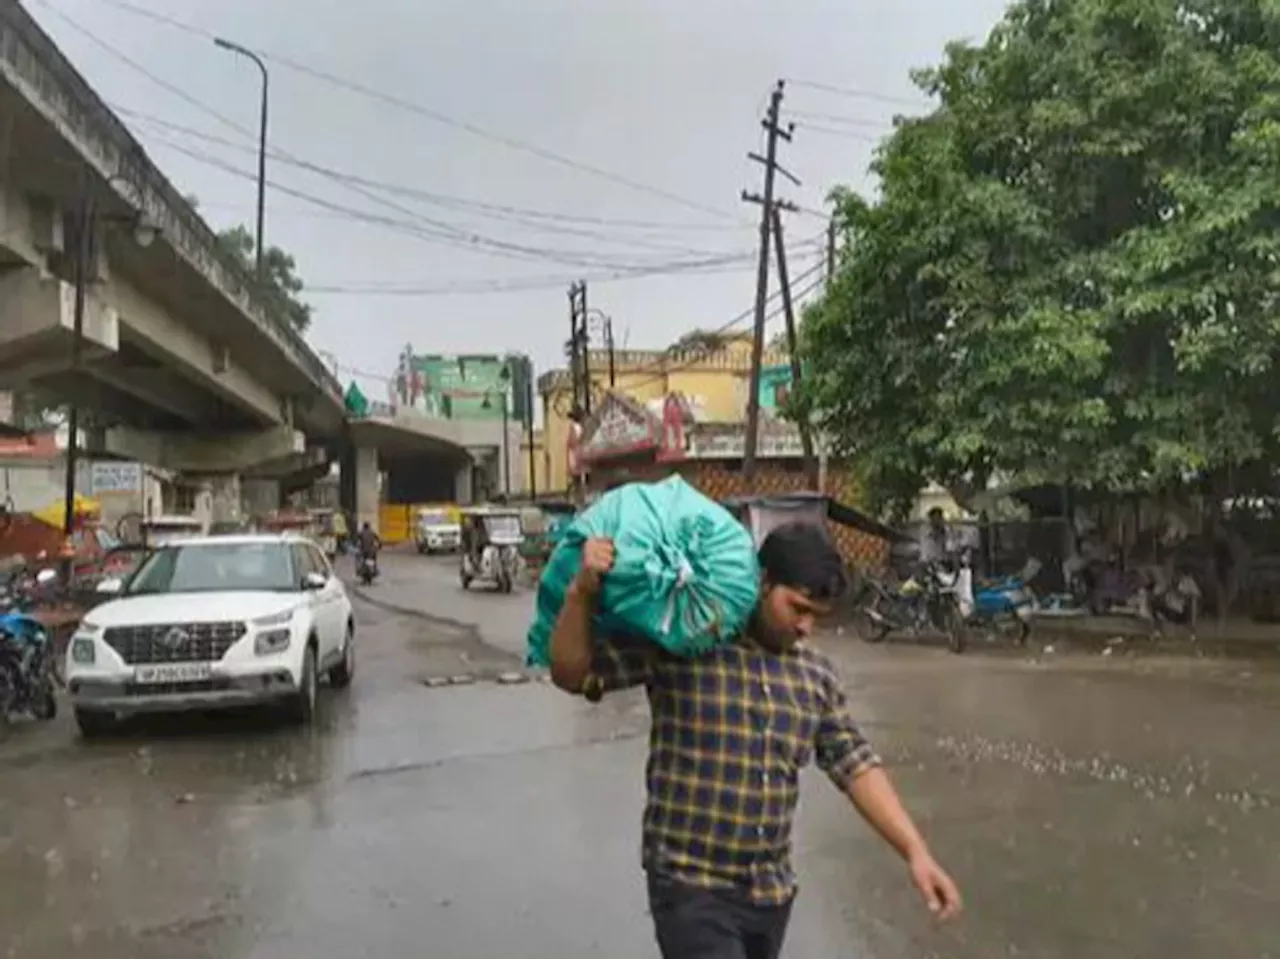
[
  {"left": 71, "top": 638, "right": 96, "bottom": 664},
  {"left": 254, "top": 629, "right": 291, "bottom": 655}
]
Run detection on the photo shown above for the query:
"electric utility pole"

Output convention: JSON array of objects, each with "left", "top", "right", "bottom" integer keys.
[
  {"left": 771, "top": 207, "right": 818, "bottom": 489},
  {"left": 567, "top": 281, "right": 591, "bottom": 417},
  {"left": 741, "top": 79, "right": 800, "bottom": 481}
]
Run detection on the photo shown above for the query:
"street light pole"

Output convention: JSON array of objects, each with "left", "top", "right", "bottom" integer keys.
[
  {"left": 501, "top": 392, "right": 510, "bottom": 497},
  {"left": 61, "top": 194, "right": 95, "bottom": 557},
  {"left": 525, "top": 378, "right": 537, "bottom": 500},
  {"left": 214, "top": 37, "right": 269, "bottom": 280}
]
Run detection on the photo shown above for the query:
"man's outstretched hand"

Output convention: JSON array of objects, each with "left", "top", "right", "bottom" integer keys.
[{"left": 908, "top": 849, "right": 963, "bottom": 920}]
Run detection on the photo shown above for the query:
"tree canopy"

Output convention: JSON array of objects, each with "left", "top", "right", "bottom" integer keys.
[
  {"left": 802, "top": 0, "right": 1280, "bottom": 515},
  {"left": 217, "top": 224, "right": 313, "bottom": 333}
]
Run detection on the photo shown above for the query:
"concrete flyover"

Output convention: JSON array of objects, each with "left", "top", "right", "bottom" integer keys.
[
  {"left": 344, "top": 408, "right": 528, "bottom": 531},
  {"left": 0, "top": 0, "right": 356, "bottom": 521},
  {"left": 0, "top": 2, "right": 520, "bottom": 530}
]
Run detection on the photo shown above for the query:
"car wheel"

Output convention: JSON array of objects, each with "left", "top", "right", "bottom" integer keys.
[
  {"left": 329, "top": 624, "right": 355, "bottom": 689},
  {"left": 75, "top": 707, "right": 116, "bottom": 739},
  {"left": 286, "top": 644, "right": 319, "bottom": 725}
]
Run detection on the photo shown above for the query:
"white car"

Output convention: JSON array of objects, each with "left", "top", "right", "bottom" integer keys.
[{"left": 65, "top": 533, "right": 355, "bottom": 737}]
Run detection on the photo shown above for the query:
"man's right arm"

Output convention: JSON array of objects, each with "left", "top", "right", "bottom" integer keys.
[
  {"left": 548, "top": 537, "right": 653, "bottom": 698},
  {"left": 548, "top": 580, "right": 597, "bottom": 693}
]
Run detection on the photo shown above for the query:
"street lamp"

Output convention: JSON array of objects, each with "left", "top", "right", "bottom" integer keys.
[
  {"left": 482, "top": 365, "right": 512, "bottom": 498},
  {"left": 62, "top": 173, "right": 160, "bottom": 565},
  {"left": 214, "top": 36, "right": 268, "bottom": 280}
]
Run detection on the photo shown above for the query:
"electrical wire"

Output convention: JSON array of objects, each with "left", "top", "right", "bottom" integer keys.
[
  {"left": 787, "top": 78, "right": 925, "bottom": 108},
  {"left": 72, "top": 0, "right": 751, "bottom": 224},
  {"left": 787, "top": 110, "right": 895, "bottom": 130},
  {"left": 146, "top": 128, "right": 762, "bottom": 272},
  {"left": 794, "top": 123, "right": 882, "bottom": 144},
  {"left": 112, "top": 107, "right": 756, "bottom": 236},
  {"left": 114, "top": 106, "right": 753, "bottom": 259},
  {"left": 31, "top": 2, "right": 764, "bottom": 274}
]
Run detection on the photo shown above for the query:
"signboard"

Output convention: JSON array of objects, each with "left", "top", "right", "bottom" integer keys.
[
  {"left": 580, "top": 395, "right": 658, "bottom": 461},
  {"left": 393, "top": 351, "right": 533, "bottom": 423},
  {"left": 91, "top": 461, "right": 143, "bottom": 495},
  {"left": 758, "top": 364, "right": 793, "bottom": 412},
  {"left": 686, "top": 429, "right": 806, "bottom": 460}
]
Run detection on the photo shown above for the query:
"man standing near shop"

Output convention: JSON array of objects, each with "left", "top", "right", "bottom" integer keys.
[{"left": 549, "top": 522, "right": 961, "bottom": 958}]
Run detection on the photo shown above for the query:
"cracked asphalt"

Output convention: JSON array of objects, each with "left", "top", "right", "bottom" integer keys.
[{"left": 1, "top": 551, "right": 1277, "bottom": 958}]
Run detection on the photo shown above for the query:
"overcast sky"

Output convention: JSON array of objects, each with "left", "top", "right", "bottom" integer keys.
[{"left": 30, "top": 0, "right": 1009, "bottom": 403}]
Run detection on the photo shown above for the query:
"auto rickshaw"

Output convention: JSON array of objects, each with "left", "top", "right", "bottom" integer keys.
[{"left": 459, "top": 507, "right": 523, "bottom": 593}]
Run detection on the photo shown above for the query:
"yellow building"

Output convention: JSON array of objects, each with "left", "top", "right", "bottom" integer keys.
[{"left": 537, "top": 333, "right": 790, "bottom": 493}]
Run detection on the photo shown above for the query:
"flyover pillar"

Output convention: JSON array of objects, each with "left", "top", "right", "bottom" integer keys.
[
  {"left": 241, "top": 477, "right": 281, "bottom": 518},
  {"left": 186, "top": 473, "right": 242, "bottom": 528},
  {"left": 454, "top": 461, "right": 474, "bottom": 504},
  {"left": 349, "top": 444, "right": 380, "bottom": 534}
]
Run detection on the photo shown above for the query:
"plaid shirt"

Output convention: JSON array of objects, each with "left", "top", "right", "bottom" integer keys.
[{"left": 584, "top": 634, "right": 880, "bottom": 906}]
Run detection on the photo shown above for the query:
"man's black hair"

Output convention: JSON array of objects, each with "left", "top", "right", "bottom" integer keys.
[{"left": 758, "top": 521, "right": 848, "bottom": 601}]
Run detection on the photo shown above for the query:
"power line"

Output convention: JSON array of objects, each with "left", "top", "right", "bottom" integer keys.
[
  {"left": 788, "top": 110, "right": 894, "bottom": 130},
  {"left": 787, "top": 78, "right": 925, "bottom": 108},
  {"left": 794, "top": 122, "right": 881, "bottom": 144},
  {"left": 29, "top": 4, "right": 759, "bottom": 272},
  {"left": 115, "top": 106, "right": 751, "bottom": 259},
  {"left": 73, "top": 0, "right": 750, "bottom": 224},
  {"left": 146, "top": 129, "right": 761, "bottom": 275},
  {"left": 113, "top": 106, "right": 755, "bottom": 236},
  {"left": 146, "top": 129, "right": 762, "bottom": 272}
]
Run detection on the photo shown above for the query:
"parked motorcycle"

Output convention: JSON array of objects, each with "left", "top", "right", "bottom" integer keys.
[
  {"left": 357, "top": 554, "right": 378, "bottom": 586},
  {"left": 859, "top": 562, "right": 967, "bottom": 653},
  {"left": 0, "top": 611, "right": 58, "bottom": 725},
  {"left": 953, "top": 553, "right": 1038, "bottom": 648}
]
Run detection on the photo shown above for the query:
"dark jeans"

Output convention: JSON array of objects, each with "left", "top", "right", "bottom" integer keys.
[{"left": 647, "top": 874, "right": 793, "bottom": 959}]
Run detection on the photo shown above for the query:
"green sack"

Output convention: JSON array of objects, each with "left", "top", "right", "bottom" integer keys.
[{"left": 525, "top": 476, "right": 759, "bottom": 667}]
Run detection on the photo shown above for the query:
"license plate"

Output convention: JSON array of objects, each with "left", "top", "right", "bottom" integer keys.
[{"left": 134, "top": 662, "right": 213, "bottom": 684}]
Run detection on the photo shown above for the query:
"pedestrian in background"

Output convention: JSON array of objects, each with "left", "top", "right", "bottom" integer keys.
[{"left": 549, "top": 522, "right": 961, "bottom": 959}]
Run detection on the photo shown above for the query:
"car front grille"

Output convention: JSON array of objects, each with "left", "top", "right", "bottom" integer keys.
[{"left": 103, "top": 622, "right": 247, "bottom": 665}]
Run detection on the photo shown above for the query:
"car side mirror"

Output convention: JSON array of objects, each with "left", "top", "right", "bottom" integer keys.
[
  {"left": 96, "top": 577, "right": 123, "bottom": 595},
  {"left": 302, "top": 571, "right": 327, "bottom": 591}
]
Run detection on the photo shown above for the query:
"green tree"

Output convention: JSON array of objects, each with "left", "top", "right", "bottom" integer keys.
[
  {"left": 803, "top": 0, "right": 1280, "bottom": 515},
  {"left": 217, "top": 224, "right": 313, "bottom": 333}
]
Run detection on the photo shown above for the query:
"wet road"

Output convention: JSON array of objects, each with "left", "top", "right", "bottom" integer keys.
[{"left": 2, "top": 552, "right": 1278, "bottom": 958}]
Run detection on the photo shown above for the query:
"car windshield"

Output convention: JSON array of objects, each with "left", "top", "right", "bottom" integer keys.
[
  {"left": 419, "top": 510, "right": 450, "bottom": 526},
  {"left": 127, "top": 542, "right": 295, "bottom": 595}
]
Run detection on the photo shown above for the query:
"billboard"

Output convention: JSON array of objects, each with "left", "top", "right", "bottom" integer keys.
[
  {"left": 758, "top": 364, "right": 793, "bottom": 412},
  {"left": 392, "top": 351, "right": 533, "bottom": 423}
]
